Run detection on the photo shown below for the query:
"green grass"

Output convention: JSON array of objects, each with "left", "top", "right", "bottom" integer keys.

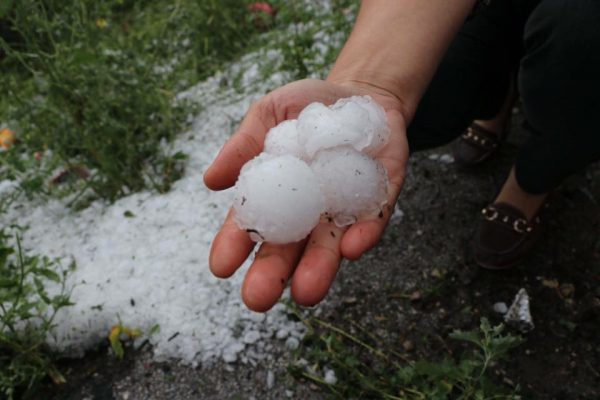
[
  {"left": 0, "top": 0, "right": 263, "bottom": 205},
  {"left": 288, "top": 305, "right": 523, "bottom": 400},
  {"left": 0, "top": 0, "right": 358, "bottom": 207},
  {"left": 0, "top": 230, "right": 74, "bottom": 400}
]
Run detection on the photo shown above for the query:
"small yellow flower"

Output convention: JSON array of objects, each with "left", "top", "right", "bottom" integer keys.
[
  {"left": 96, "top": 18, "right": 108, "bottom": 29},
  {"left": 0, "top": 128, "right": 16, "bottom": 150}
]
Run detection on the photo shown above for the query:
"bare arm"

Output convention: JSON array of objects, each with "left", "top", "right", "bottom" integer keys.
[
  {"left": 329, "top": 0, "right": 477, "bottom": 121},
  {"left": 205, "top": 1, "right": 476, "bottom": 312}
]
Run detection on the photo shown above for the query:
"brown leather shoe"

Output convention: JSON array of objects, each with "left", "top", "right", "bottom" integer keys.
[
  {"left": 453, "top": 123, "right": 507, "bottom": 166},
  {"left": 473, "top": 202, "right": 547, "bottom": 270}
]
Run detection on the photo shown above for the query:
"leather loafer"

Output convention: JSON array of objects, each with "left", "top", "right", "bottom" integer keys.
[
  {"left": 453, "top": 123, "right": 507, "bottom": 166},
  {"left": 473, "top": 202, "right": 547, "bottom": 270}
]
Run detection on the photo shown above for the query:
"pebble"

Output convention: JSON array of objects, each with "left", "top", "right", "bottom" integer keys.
[
  {"left": 493, "top": 302, "right": 508, "bottom": 314},
  {"left": 559, "top": 283, "right": 575, "bottom": 298},
  {"left": 266, "top": 370, "right": 275, "bottom": 389},
  {"left": 439, "top": 154, "right": 455, "bottom": 164},
  {"left": 430, "top": 268, "right": 444, "bottom": 278},
  {"left": 402, "top": 340, "right": 415, "bottom": 352},
  {"left": 324, "top": 369, "right": 337, "bottom": 385},
  {"left": 410, "top": 291, "right": 422, "bottom": 301}
]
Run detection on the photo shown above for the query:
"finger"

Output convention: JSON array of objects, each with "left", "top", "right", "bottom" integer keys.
[
  {"left": 340, "top": 199, "right": 396, "bottom": 261},
  {"left": 209, "top": 209, "right": 255, "bottom": 278},
  {"left": 341, "top": 109, "right": 408, "bottom": 260},
  {"left": 291, "top": 219, "right": 346, "bottom": 307},
  {"left": 242, "top": 241, "right": 306, "bottom": 312},
  {"left": 204, "top": 100, "right": 276, "bottom": 190},
  {"left": 340, "top": 173, "right": 403, "bottom": 260}
]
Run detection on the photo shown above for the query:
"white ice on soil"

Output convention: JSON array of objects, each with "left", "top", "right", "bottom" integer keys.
[
  {"left": 1, "top": 50, "right": 309, "bottom": 366},
  {"left": 1, "top": 8, "right": 370, "bottom": 365},
  {"left": 428, "top": 153, "right": 455, "bottom": 164},
  {"left": 233, "top": 154, "right": 324, "bottom": 244}
]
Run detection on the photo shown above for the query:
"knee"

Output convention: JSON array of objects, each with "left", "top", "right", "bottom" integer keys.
[
  {"left": 522, "top": 0, "right": 600, "bottom": 71},
  {"left": 519, "top": 0, "right": 600, "bottom": 135}
]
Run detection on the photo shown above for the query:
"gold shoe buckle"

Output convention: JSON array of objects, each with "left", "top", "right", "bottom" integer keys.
[
  {"left": 481, "top": 207, "right": 498, "bottom": 221},
  {"left": 513, "top": 219, "right": 531, "bottom": 233}
]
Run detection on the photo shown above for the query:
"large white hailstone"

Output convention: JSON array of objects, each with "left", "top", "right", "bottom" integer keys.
[
  {"left": 233, "top": 154, "right": 324, "bottom": 244},
  {"left": 297, "top": 102, "right": 361, "bottom": 159},
  {"left": 331, "top": 96, "right": 390, "bottom": 156},
  {"left": 263, "top": 119, "right": 306, "bottom": 160},
  {"left": 310, "top": 146, "right": 388, "bottom": 227},
  {"left": 297, "top": 96, "right": 390, "bottom": 158}
]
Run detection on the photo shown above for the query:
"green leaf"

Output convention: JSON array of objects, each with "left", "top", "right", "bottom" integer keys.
[
  {"left": 52, "top": 294, "right": 75, "bottom": 307},
  {"left": 449, "top": 329, "right": 480, "bottom": 346},
  {"left": 0, "top": 0, "right": 14, "bottom": 18},
  {"left": 110, "top": 333, "right": 124, "bottom": 359},
  {"left": 37, "top": 268, "right": 61, "bottom": 283},
  {"left": 33, "top": 277, "right": 45, "bottom": 294},
  {"left": 0, "top": 277, "right": 17, "bottom": 288},
  {"left": 148, "top": 324, "right": 160, "bottom": 336}
]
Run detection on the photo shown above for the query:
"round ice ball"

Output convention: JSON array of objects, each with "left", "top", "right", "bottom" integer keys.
[
  {"left": 263, "top": 119, "right": 306, "bottom": 160},
  {"left": 297, "top": 96, "right": 390, "bottom": 158},
  {"left": 297, "top": 102, "right": 369, "bottom": 159},
  {"left": 331, "top": 96, "right": 390, "bottom": 156},
  {"left": 298, "top": 103, "right": 361, "bottom": 158},
  {"left": 310, "top": 146, "right": 388, "bottom": 226},
  {"left": 233, "top": 154, "right": 324, "bottom": 244}
]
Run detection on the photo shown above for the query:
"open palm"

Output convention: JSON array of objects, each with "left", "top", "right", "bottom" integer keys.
[{"left": 204, "top": 78, "right": 409, "bottom": 312}]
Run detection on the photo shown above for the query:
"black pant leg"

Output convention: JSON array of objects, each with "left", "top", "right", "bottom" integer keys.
[
  {"left": 407, "top": 0, "right": 539, "bottom": 152},
  {"left": 515, "top": 0, "right": 600, "bottom": 193}
]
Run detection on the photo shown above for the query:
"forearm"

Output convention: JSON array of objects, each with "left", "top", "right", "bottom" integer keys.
[{"left": 328, "top": 0, "right": 476, "bottom": 122}]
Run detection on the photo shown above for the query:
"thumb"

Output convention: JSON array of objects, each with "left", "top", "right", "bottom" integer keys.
[{"left": 204, "top": 100, "right": 276, "bottom": 191}]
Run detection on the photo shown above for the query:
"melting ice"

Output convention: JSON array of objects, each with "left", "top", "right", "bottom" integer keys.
[{"left": 233, "top": 95, "right": 390, "bottom": 243}]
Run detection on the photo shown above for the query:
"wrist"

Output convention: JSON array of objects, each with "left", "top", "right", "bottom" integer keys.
[{"left": 325, "top": 75, "right": 413, "bottom": 123}]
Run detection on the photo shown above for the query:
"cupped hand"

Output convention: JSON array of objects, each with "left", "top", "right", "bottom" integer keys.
[{"left": 204, "top": 78, "right": 409, "bottom": 312}]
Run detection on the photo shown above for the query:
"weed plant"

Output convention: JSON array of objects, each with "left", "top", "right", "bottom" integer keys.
[
  {"left": 0, "top": 0, "right": 259, "bottom": 203},
  {"left": 290, "top": 312, "right": 523, "bottom": 400},
  {"left": 0, "top": 0, "right": 359, "bottom": 205},
  {"left": 0, "top": 230, "right": 74, "bottom": 400},
  {"left": 255, "top": 0, "right": 357, "bottom": 82}
]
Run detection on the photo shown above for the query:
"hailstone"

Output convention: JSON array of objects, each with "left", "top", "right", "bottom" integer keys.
[
  {"left": 297, "top": 95, "right": 390, "bottom": 158},
  {"left": 297, "top": 102, "right": 370, "bottom": 158},
  {"left": 233, "top": 154, "right": 324, "bottom": 244},
  {"left": 310, "top": 146, "right": 388, "bottom": 226},
  {"left": 331, "top": 96, "right": 390, "bottom": 156},
  {"left": 263, "top": 119, "right": 306, "bottom": 160},
  {"left": 231, "top": 95, "right": 392, "bottom": 243}
]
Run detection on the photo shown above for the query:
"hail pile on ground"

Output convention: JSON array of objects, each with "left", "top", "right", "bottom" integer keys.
[
  {"left": 0, "top": 50, "right": 308, "bottom": 366},
  {"left": 0, "top": 4, "right": 357, "bottom": 365}
]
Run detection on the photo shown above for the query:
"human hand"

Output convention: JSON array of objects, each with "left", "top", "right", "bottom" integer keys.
[{"left": 204, "top": 78, "right": 409, "bottom": 312}]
